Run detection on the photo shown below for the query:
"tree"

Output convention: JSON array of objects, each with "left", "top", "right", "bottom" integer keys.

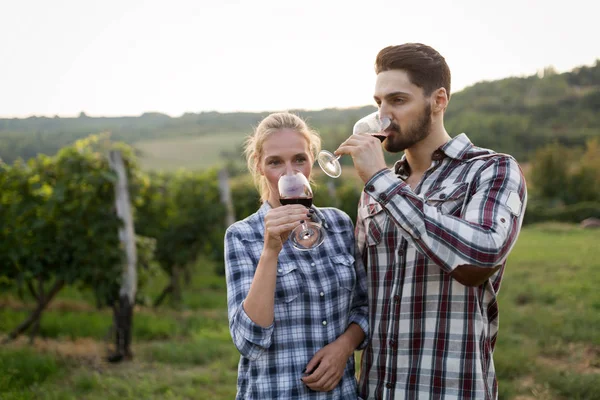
[
  {"left": 529, "top": 143, "right": 573, "bottom": 204},
  {"left": 568, "top": 138, "right": 600, "bottom": 204},
  {"left": 0, "top": 135, "right": 155, "bottom": 344},
  {"left": 135, "top": 169, "right": 227, "bottom": 307}
]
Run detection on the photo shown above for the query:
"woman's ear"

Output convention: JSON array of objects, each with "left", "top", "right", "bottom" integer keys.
[{"left": 255, "top": 156, "right": 264, "bottom": 175}]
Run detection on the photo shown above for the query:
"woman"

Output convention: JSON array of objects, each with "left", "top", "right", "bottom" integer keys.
[{"left": 224, "top": 112, "right": 369, "bottom": 399}]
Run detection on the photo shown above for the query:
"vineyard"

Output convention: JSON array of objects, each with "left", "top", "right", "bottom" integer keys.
[
  {"left": 0, "top": 133, "right": 364, "bottom": 345},
  {"left": 1, "top": 133, "right": 599, "bottom": 399}
]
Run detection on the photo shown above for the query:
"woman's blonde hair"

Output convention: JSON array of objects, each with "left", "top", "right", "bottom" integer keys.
[{"left": 244, "top": 112, "right": 321, "bottom": 202}]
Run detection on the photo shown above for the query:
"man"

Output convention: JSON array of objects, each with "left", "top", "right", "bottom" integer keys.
[{"left": 336, "top": 43, "right": 527, "bottom": 400}]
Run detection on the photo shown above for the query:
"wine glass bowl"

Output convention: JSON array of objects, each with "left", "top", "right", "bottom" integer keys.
[
  {"left": 316, "top": 150, "right": 342, "bottom": 178},
  {"left": 278, "top": 173, "right": 309, "bottom": 201},
  {"left": 277, "top": 171, "right": 325, "bottom": 250},
  {"left": 353, "top": 112, "right": 391, "bottom": 140},
  {"left": 317, "top": 111, "right": 391, "bottom": 178}
]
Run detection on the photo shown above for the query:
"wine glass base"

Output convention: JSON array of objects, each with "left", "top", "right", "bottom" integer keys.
[
  {"left": 291, "top": 222, "right": 325, "bottom": 251},
  {"left": 317, "top": 150, "right": 342, "bottom": 178}
]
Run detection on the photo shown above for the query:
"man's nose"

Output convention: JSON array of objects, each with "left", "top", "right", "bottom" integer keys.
[{"left": 378, "top": 106, "right": 392, "bottom": 123}]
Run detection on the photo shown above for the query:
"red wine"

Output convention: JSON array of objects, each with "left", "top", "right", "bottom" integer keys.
[
  {"left": 280, "top": 197, "right": 313, "bottom": 207},
  {"left": 369, "top": 133, "right": 388, "bottom": 142}
]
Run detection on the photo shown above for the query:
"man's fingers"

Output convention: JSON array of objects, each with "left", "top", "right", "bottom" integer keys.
[{"left": 335, "top": 134, "right": 379, "bottom": 156}]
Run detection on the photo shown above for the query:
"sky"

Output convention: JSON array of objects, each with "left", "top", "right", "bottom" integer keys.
[{"left": 1, "top": 0, "right": 598, "bottom": 118}]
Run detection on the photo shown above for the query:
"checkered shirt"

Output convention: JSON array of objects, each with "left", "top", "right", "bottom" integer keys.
[
  {"left": 357, "top": 134, "right": 527, "bottom": 400},
  {"left": 225, "top": 202, "right": 369, "bottom": 399}
]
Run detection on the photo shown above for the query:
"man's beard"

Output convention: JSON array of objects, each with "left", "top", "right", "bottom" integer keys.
[{"left": 383, "top": 104, "right": 432, "bottom": 153}]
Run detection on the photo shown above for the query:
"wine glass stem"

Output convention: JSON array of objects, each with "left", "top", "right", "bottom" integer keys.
[
  {"left": 299, "top": 216, "right": 313, "bottom": 239},
  {"left": 301, "top": 222, "right": 309, "bottom": 237}
]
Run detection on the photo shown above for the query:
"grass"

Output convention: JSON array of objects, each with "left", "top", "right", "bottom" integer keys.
[
  {"left": 141, "top": 335, "right": 238, "bottom": 367},
  {"left": 134, "top": 132, "right": 248, "bottom": 171},
  {"left": 493, "top": 223, "right": 600, "bottom": 399},
  {"left": 1, "top": 223, "right": 599, "bottom": 399},
  {"left": 0, "top": 348, "right": 65, "bottom": 391},
  {"left": 498, "top": 223, "right": 600, "bottom": 345},
  {"left": 0, "top": 307, "right": 228, "bottom": 342}
]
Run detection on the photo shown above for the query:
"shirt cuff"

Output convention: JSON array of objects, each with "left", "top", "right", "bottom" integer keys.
[
  {"left": 364, "top": 169, "right": 424, "bottom": 239},
  {"left": 234, "top": 302, "right": 274, "bottom": 349},
  {"left": 348, "top": 314, "right": 369, "bottom": 350},
  {"left": 364, "top": 168, "right": 407, "bottom": 201}
]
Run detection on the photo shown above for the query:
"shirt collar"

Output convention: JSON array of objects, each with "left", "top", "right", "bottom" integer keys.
[
  {"left": 439, "top": 133, "right": 473, "bottom": 160},
  {"left": 393, "top": 133, "right": 474, "bottom": 178}
]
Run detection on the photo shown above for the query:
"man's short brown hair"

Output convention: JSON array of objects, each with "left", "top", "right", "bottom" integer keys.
[{"left": 375, "top": 43, "right": 451, "bottom": 98}]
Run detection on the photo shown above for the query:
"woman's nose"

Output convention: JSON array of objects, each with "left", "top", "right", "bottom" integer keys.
[{"left": 285, "top": 164, "right": 295, "bottom": 175}]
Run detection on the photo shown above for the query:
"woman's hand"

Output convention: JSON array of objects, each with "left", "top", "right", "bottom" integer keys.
[
  {"left": 263, "top": 205, "right": 309, "bottom": 251},
  {"left": 301, "top": 340, "right": 353, "bottom": 392}
]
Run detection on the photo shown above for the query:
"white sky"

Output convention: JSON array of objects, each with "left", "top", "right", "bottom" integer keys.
[{"left": 1, "top": 0, "right": 598, "bottom": 118}]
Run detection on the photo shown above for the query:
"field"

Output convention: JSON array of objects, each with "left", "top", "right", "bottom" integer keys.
[
  {"left": 134, "top": 132, "right": 248, "bottom": 171},
  {"left": 1, "top": 223, "right": 599, "bottom": 399}
]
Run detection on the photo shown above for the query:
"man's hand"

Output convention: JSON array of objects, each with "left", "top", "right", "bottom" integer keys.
[
  {"left": 301, "top": 340, "right": 352, "bottom": 392},
  {"left": 335, "top": 133, "right": 388, "bottom": 184}
]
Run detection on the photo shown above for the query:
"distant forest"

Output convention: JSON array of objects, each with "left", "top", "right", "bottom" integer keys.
[{"left": 1, "top": 60, "right": 599, "bottom": 166}]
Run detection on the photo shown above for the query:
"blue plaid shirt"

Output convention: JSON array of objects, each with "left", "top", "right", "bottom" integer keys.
[{"left": 225, "top": 202, "right": 369, "bottom": 399}]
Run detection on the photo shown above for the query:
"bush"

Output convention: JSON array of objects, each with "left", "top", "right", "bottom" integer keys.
[{"left": 523, "top": 201, "right": 600, "bottom": 225}]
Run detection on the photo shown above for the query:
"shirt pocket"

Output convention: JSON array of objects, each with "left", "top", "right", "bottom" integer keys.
[
  {"left": 359, "top": 202, "right": 386, "bottom": 247},
  {"left": 274, "top": 262, "right": 304, "bottom": 304},
  {"left": 330, "top": 254, "right": 356, "bottom": 291},
  {"left": 425, "top": 182, "right": 469, "bottom": 216}
]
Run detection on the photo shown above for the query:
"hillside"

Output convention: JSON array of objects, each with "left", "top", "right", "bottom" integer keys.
[{"left": 1, "top": 61, "right": 598, "bottom": 168}]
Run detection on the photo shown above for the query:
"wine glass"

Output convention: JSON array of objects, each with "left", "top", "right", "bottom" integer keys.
[
  {"left": 317, "top": 111, "right": 391, "bottom": 178},
  {"left": 278, "top": 171, "right": 325, "bottom": 251}
]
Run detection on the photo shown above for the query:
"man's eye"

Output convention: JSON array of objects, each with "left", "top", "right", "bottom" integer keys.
[
  {"left": 268, "top": 160, "right": 280, "bottom": 165},
  {"left": 295, "top": 157, "right": 306, "bottom": 163},
  {"left": 394, "top": 98, "right": 405, "bottom": 104}
]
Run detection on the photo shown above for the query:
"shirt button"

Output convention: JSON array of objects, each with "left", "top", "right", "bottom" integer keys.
[
  {"left": 386, "top": 382, "right": 394, "bottom": 389},
  {"left": 379, "top": 193, "right": 387, "bottom": 201},
  {"left": 366, "top": 184, "right": 375, "bottom": 192},
  {"left": 394, "top": 295, "right": 400, "bottom": 302},
  {"left": 439, "top": 193, "right": 446, "bottom": 199},
  {"left": 390, "top": 339, "right": 397, "bottom": 348},
  {"left": 277, "top": 268, "right": 282, "bottom": 273},
  {"left": 320, "top": 292, "right": 324, "bottom": 297},
  {"left": 311, "top": 263, "right": 315, "bottom": 266},
  {"left": 322, "top": 320, "right": 327, "bottom": 326}
]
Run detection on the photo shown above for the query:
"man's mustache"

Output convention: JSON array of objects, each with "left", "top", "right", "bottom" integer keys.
[{"left": 385, "top": 122, "right": 401, "bottom": 134}]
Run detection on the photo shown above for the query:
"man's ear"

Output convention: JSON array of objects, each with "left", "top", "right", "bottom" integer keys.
[{"left": 432, "top": 87, "right": 449, "bottom": 113}]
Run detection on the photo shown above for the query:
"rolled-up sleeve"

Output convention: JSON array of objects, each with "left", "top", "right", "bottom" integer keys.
[
  {"left": 224, "top": 226, "right": 274, "bottom": 360},
  {"left": 364, "top": 155, "right": 527, "bottom": 274}
]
